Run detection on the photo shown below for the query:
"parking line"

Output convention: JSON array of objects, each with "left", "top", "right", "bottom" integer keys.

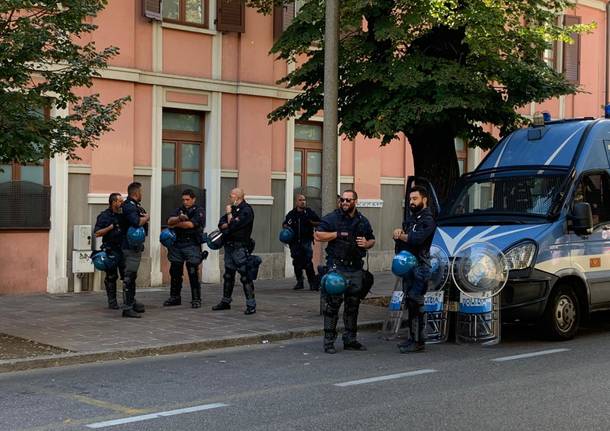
[
  {"left": 85, "top": 403, "right": 229, "bottom": 429},
  {"left": 491, "top": 348, "right": 570, "bottom": 362},
  {"left": 334, "top": 369, "right": 437, "bottom": 387}
]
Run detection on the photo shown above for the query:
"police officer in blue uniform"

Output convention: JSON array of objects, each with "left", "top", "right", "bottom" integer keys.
[
  {"left": 315, "top": 190, "right": 375, "bottom": 354},
  {"left": 163, "top": 189, "right": 206, "bottom": 308},
  {"left": 94, "top": 192, "right": 125, "bottom": 309},
  {"left": 212, "top": 188, "right": 257, "bottom": 315},
  {"left": 120, "top": 182, "right": 149, "bottom": 318},
  {"left": 393, "top": 185, "right": 436, "bottom": 352},
  {"left": 283, "top": 194, "right": 321, "bottom": 290}
]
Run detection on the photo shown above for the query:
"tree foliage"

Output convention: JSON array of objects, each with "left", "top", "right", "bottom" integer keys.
[
  {"left": 253, "top": 0, "right": 593, "bottom": 199},
  {"left": 0, "top": 0, "right": 129, "bottom": 164}
]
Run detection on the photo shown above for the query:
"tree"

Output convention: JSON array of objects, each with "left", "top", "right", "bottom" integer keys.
[
  {"left": 255, "top": 0, "right": 592, "bottom": 201},
  {"left": 0, "top": 0, "right": 129, "bottom": 165}
]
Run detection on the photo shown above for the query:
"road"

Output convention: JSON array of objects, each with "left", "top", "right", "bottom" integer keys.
[{"left": 3, "top": 319, "right": 610, "bottom": 431}]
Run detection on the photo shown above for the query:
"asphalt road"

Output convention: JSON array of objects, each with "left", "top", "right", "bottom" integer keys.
[{"left": 3, "top": 318, "right": 610, "bottom": 431}]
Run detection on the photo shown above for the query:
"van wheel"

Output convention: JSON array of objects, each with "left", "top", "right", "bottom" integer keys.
[{"left": 540, "top": 284, "right": 580, "bottom": 341}]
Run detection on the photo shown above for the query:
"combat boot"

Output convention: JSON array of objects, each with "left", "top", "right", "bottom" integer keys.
[
  {"left": 212, "top": 301, "right": 231, "bottom": 311},
  {"left": 191, "top": 286, "right": 202, "bottom": 309},
  {"left": 164, "top": 280, "right": 182, "bottom": 306}
]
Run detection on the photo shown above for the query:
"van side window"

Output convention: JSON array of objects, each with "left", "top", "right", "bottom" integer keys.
[{"left": 573, "top": 173, "right": 610, "bottom": 227}]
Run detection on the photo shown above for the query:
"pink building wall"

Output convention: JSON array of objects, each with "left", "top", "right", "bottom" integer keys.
[{"left": 0, "top": 233, "right": 49, "bottom": 295}]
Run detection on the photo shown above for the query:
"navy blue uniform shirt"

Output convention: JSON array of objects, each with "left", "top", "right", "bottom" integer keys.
[
  {"left": 317, "top": 209, "right": 374, "bottom": 269},
  {"left": 395, "top": 207, "right": 436, "bottom": 264},
  {"left": 169, "top": 204, "right": 205, "bottom": 244},
  {"left": 120, "top": 197, "right": 149, "bottom": 248},
  {"left": 219, "top": 200, "right": 254, "bottom": 243},
  {"left": 283, "top": 207, "right": 321, "bottom": 243},
  {"left": 94, "top": 208, "right": 123, "bottom": 249}
]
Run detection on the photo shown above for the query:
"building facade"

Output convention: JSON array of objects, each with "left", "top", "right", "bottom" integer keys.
[{"left": 0, "top": 0, "right": 607, "bottom": 294}]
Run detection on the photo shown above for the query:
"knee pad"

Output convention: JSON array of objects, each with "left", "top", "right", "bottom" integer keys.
[
  {"left": 170, "top": 262, "right": 183, "bottom": 278},
  {"left": 105, "top": 272, "right": 118, "bottom": 284},
  {"left": 240, "top": 274, "right": 251, "bottom": 285},
  {"left": 344, "top": 295, "right": 360, "bottom": 311},
  {"left": 406, "top": 298, "right": 423, "bottom": 317},
  {"left": 223, "top": 272, "right": 235, "bottom": 283},
  {"left": 186, "top": 263, "right": 199, "bottom": 276}
]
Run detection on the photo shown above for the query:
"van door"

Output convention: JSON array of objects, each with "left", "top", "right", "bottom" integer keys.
[{"left": 570, "top": 171, "right": 610, "bottom": 307}]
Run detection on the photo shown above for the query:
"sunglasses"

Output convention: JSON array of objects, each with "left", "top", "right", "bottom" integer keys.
[{"left": 339, "top": 198, "right": 354, "bottom": 203}]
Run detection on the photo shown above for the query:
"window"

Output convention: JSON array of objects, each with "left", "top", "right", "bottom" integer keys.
[
  {"left": 161, "top": 110, "right": 206, "bottom": 223},
  {"left": 0, "top": 107, "right": 51, "bottom": 229},
  {"left": 573, "top": 172, "right": 610, "bottom": 227},
  {"left": 562, "top": 15, "right": 581, "bottom": 83},
  {"left": 543, "top": 42, "right": 557, "bottom": 70},
  {"left": 162, "top": 0, "right": 207, "bottom": 27},
  {"left": 455, "top": 138, "right": 467, "bottom": 175},
  {"left": 294, "top": 122, "right": 322, "bottom": 215},
  {"left": 274, "top": 1, "right": 295, "bottom": 41}
]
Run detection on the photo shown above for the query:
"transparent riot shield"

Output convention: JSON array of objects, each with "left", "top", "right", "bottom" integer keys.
[
  {"left": 452, "top": 242, "right": 508, "bottom": 346},
  {"left": 423, "top": 246, "right": 450, "bottom": 343},
  {"left": 382, "top": 277, "right": 409, "bottom": 340}
]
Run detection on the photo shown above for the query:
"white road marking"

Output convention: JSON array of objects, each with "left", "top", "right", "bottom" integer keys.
[
  {"left": 334, "top": 369, "right": 437, "bottom": 387},
  {"left": 491, "top": 348, "right": 570, "bottom": 362},
  {"left": 85, "top": 403, "right": 229, "bottom": 429}
]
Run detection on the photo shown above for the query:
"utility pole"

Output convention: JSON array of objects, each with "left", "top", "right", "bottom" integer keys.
[{"left": 321, "top": 0, "right": 339, "bottom": 215}]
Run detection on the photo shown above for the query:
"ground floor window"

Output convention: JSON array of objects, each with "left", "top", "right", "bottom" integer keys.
[
  {"left": 294, "top": 122, "right": 322, "bottom": 215},
  {"left": 161, "top": 110, "right": 206, "bottom": 225}
]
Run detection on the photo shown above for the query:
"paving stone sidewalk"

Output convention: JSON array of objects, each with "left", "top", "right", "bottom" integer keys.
[{"left": 0, "top": 272, "right": 396, "bottom": 371}]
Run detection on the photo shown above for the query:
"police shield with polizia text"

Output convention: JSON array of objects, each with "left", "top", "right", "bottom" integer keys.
[
  {"left": 119, "top": 182, "right": 149, "bottom": 318},
  {"left": 163, "top": 189, "right": 206, "bottom": 308},
  {"left": 315, "top": 190, "right": 376, "bottom": 354},
  {"left": 393, "top": 185, "right": 437, "bottom": 353},
  {"left": 93, "top": 193, "right": 125, "bottom": 310},
  {"left": 212, "top": 188, "right": 260, "bottom": 315},
  {"left": 282, "top": 194, "right": 321, "bottom": 291}
]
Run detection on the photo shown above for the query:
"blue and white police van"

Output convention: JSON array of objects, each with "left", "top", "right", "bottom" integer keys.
[{"left": 411, "top": 113, "right": 610, "bottom": 344}]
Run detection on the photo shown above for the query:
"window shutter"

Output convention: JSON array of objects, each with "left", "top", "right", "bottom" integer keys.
[
  {"left": 273, "top": 2, "right": 295, "bottom": 41},
  {"left": 217, "top": 0, "right": 246, "bottom": 33},
  {"left": 562, "top": 15, "right": 581, "bottom": 83},
  {"left": 142, "top": 0, "right": 162, "bottom": 20}
]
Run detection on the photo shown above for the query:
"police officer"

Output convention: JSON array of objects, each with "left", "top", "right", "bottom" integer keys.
[
  {"left": 393, "top": 185, "right": 436, "bottom": 353},
  {"left": 163, "top": 189, "right": 206, "bottom": 308},
  {"left": 315, "top": 190, "right": 375, "bottom": 354},
  {"left": 212, "top": 188, "right": 257, "bottom": 315},
  {"left": 94, "top": 193, "right": 125, "bottom": 309},
  {"left": 120, "top": 182, "right": 149, "bottom": 318},
  {"left": 283, "top": 194, "right": 321, "bottom": 290}
]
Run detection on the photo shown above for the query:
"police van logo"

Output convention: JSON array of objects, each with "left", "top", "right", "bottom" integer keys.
[{"left": 438, "top": 225, "right": 540, "bottom": 255}]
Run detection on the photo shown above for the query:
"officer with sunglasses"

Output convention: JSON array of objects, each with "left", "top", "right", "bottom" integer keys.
[{"left": 315, "top": 190, "right": 376, "bottom": 354}]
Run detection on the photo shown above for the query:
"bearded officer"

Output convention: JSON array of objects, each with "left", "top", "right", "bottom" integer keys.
[
  {"left": 163, "top": 189, "right": 206, "bottom": 308},
  {"left": 283, "top": 194, "right": 321, "bottom": 290},
  {"left": 212, "top": 188, "right": 257, "bottom": 315},
  {"left": 393, "top": 185, "right": 436, "bottom": 353},
  {"left": 315, "top": 190, "right": 375, "bottom": 354},
  {"left": 94, "top": 193, "right": 125, "bottom": 309}
]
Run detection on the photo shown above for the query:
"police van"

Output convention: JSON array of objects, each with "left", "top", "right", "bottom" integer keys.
[{"left": 412, "top": 113, "right": 610, "bottom": 342}]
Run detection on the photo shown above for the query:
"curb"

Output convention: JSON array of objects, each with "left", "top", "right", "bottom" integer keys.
[{"left": 0, "top": 321, "right": 383, "bottom": 374}]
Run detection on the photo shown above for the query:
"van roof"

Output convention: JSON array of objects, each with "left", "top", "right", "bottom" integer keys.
[{"left": 478, "top": 119, "right": 595, "bottom": 170}]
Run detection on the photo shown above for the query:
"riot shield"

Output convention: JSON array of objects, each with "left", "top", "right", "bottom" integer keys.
[
  {"left": 381, "top": 277, "right": 409, "bottom": 340},
  {"left": 423, "top": 245, "right": 450, "bottom": 343},
  {"left": 451, "top": 242, "right": 508, "bottom": 346}
]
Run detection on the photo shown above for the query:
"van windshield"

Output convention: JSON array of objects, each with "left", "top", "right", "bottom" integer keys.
[{"left": 440, "top": 170, "right": 567, "bottom": 223}]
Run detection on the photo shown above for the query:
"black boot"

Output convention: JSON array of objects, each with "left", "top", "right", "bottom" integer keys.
[
  {"left": 305, "top": 263, "right": 318, "bottom": 291},
  {"left": 191, "top": 286, "right": 202, "bottom": 309},
  {"left": 106, "top": 287, "right": 119, "bottom": 310},
  {"left": 212, "top": 301, "right": 231, "bottom": 311},
  {"left": 133, "top": 301, "right": 145, "bottom": 313},
  {"left": 293, "top": 267, "right": 304, "bottom": 290},
  {"left": 164, "top": 279, "right": 182, "bottom": 307},
  {"left": 122, "top": 282, "right": 141, "bottom": 318}
]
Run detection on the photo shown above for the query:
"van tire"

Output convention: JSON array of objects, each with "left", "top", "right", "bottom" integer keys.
[{"left": 540, "top": 284, "right": 580, "bottom": 341}]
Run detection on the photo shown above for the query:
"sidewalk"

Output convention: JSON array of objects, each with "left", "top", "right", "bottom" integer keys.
[{"left": 0, "top": 272, "right": 396, "bottom": 373}]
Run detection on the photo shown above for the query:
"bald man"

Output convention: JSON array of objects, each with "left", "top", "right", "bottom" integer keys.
[{"left": 212, "top": 188, "right": 257, "bottom": 314}]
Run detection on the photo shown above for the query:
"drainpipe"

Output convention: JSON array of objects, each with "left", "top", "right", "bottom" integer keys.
[{"left": 606, "top": 2, "right": 610, "bottom": 105}]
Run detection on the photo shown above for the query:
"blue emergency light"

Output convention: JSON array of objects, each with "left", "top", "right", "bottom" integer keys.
[
  {"left": 605, "top": 104, "right": 610, "bottom": 119},
  {"left": 542, "top": 112, "right": 551, "bottom": 122}
]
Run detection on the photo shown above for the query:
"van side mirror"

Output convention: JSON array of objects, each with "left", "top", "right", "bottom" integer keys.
[{"left": 571, "top": 202, "right": 593, "bottom": 234}]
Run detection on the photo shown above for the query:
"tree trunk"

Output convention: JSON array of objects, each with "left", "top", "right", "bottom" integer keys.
[{"left": 406, "top": 127, "right": 460, "bottom": 205}]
